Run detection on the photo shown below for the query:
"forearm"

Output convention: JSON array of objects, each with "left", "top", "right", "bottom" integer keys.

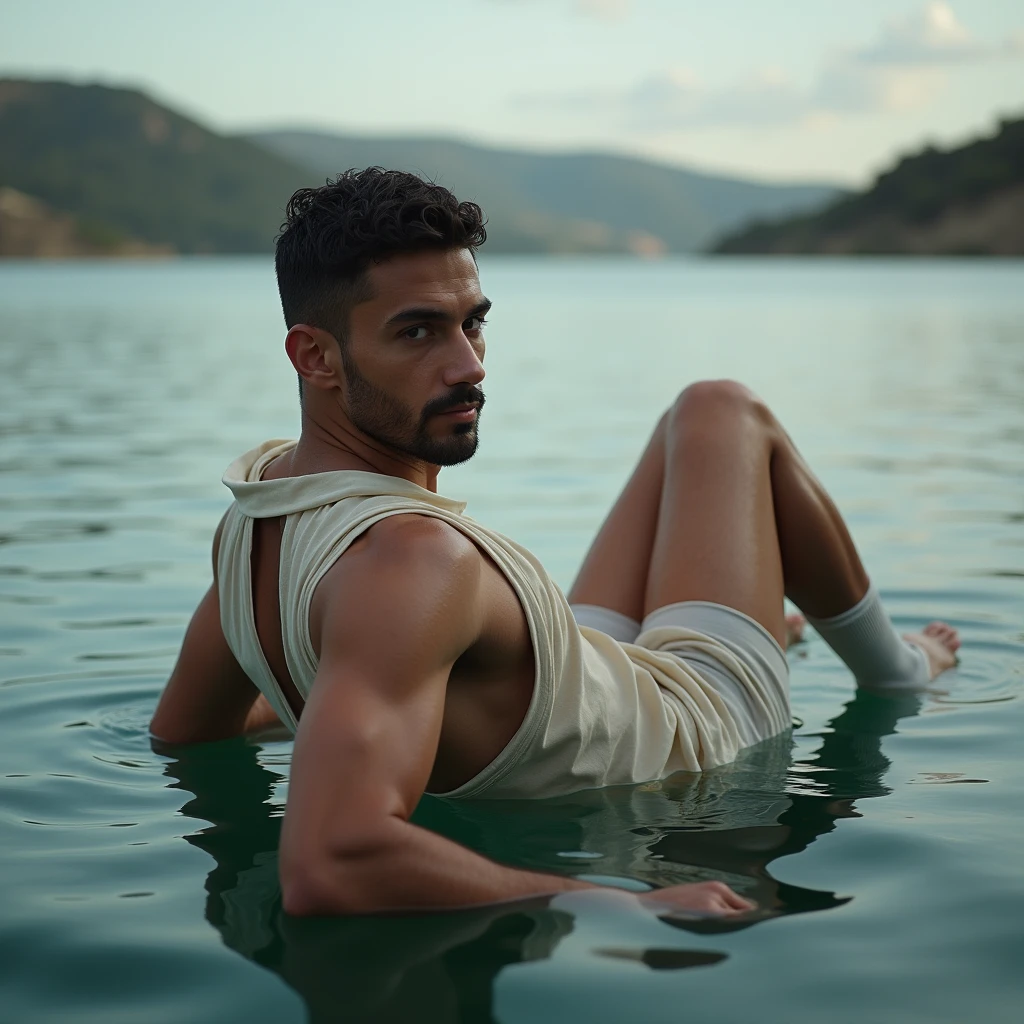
[
  {"left": 242, "top": 694, "right": 284, "bottom": 735},
  {"left": 282, "top": 816, "right": 596, "bottom": 916},
  {"left": 151, "top": 584, "right": 265, "bottom": 745}
]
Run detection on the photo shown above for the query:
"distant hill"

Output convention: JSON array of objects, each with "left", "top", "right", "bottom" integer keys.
[
  {"left": 712, "top": 117, "right": 1024, "bottom": 256},
  {"left": 248, "top": 129, "right": 840, "bottom": 254},
  {"left": 0, "top": 186, "right": 170, "bottom": 257},
  {"left": 0, "top": 78, "right": 306, "bottom": 254},
  {"left": 0, "top": 77, "right": 839, "bottom": 257}
]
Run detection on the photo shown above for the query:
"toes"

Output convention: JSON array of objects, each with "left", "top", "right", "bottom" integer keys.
[
  {"left": 785, "top": 613, "right": 806, "bottom": 645},
  {"left": 923, "top": 622, "right": 959, "bottom": 645},
  {"left": 935, "top": 623, "right": 961, "bottom": 653},
  {"left": 914, "top": 621, "right": 962, "bottom": 659}
]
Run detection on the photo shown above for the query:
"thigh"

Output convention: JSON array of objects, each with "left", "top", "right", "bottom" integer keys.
[
  {"left": 567, "top": 414, "right": 666, "bottom": 623},
  {"left": 644, "top": 384, "right": 787, "bottom": 648}
]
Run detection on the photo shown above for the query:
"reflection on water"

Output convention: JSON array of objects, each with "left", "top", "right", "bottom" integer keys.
[
  {"left": 0, "top": 258, "right": 1022, "bottom": 1024},
  {"left": 163, "top": 690, "right": 925, "bottom": 1023}
]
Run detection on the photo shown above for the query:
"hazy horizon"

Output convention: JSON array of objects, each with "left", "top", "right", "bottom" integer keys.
[{"left": 2, "top": 1, "right": 1022, "bottom": 186}]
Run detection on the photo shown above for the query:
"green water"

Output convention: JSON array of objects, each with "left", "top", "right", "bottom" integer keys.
[{"left": 0, "top": 257, "right": 1021, "bottom": 1024}]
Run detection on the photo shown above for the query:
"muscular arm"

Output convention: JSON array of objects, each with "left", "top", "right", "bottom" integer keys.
[
  {"left": 151, "top": 513, "right": 749, "bottom": 917},
  {"left": 150, "top": 516, "right": 279, "bottom": 744},
  {"left": 279, "top": 516, "right": 752, "bottom": 919},
  {"left": 279, "top": 516, "right": 585, "bottom": 913}
]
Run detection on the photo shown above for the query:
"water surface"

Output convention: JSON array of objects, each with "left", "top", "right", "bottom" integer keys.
[{"left": 1, "top": 257, "right": 1022, "bottom": 1024}]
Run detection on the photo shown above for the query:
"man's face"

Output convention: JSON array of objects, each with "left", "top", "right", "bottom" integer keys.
[{"left": 340, "top": 248, "right": 488, "bottom": 467}]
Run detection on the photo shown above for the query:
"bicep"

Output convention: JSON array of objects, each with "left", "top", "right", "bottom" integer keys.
[
  {"left": 280, "top": 522, "right": 482, "bottom": 859},
  {"left": 284, "top": 655, "right": 451, "bottom": 850},
  {"left": 150, "top": 583, "right": 260, "bottom": 744}
]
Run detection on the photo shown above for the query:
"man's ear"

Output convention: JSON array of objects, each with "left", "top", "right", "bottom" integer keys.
[{"left": 285, "top": 325, "right": 342, "bottom": 393}]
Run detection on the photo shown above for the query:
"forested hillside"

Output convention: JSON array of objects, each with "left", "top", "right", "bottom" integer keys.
[
  {"left": 0, "top": 77, "right": 839, "bottom": 257},
  {"left": 713, "top": 117, "right": 1024, "bottom": 256},
  {"left": 248, "top": 129, "right": 839, "bottom": 255},
  {"left": 0, "top": 79, "right": 307, "bottom": 253}
]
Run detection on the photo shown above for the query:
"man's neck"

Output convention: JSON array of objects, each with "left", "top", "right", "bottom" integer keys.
[{"left": 272, "top": 409, "right": 441, "bottom": 492}]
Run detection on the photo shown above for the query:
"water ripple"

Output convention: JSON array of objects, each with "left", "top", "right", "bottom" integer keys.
[{"left": 1, "top": 257, "right": 1022, "bottom": 1024}]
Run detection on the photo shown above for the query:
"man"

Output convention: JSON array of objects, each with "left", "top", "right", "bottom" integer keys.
[{"left": 151, "top": 169, "right": 960, "bottom": 920}]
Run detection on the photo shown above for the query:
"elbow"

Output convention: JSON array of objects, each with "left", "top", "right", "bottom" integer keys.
[
  {"left": 281, "top": 871, "right": 341, "bottom": 917},
  {"left": 148, "top": 714, "right": 196, "bottom": 748},
  {"left": 280, "top": 852, "right": 385, "bottom": 917},
  {"left": 281, "top": 816, "right": 410, "bottom": 916},
  {"left": 147, "top": 720, "right": 221, "bottom": 748}
]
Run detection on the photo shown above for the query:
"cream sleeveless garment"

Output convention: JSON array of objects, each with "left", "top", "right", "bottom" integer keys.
[{"left": 217, "top": 440, "right": 791, "bottom": 800}]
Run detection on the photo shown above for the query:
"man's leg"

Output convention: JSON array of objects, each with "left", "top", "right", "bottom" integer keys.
[
  {"left": 571, "top": 380, "right": 958, "bottom": 677},
  {"left": 644, "top": 380, "right": 868, "bottom": 647},
  {"left": 568, "top": 413, "right": 667, "bottom": 624},
  {"left": 569, "top": 382, "right": 849, "bottom": 645}
]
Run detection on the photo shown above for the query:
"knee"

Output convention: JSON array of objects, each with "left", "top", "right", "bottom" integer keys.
[{"left": 667, "top": 379, "right": 772, "bottom": 433}]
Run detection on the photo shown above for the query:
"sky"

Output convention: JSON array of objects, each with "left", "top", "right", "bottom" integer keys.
[{"left": 2, "top": 0, "right": 1022, "bottom": 185}]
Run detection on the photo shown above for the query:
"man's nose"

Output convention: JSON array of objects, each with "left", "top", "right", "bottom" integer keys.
[{"left": 442, "top": 331, "right": 485, "bottom": 388}]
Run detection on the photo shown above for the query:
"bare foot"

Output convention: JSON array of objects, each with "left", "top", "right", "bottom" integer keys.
[
  {"left": 903, "top": 622, "right": 961, "bottom": 680},
  {"left": 785, "top": 613, "right": 806, "bottom": 650}
]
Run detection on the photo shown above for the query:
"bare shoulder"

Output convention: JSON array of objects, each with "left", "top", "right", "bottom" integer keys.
[
  {"left": 354, "top": 513, "right": 481, "bottom": 575},
  {"left": 310, "top": 513, "right": 485, "bottom": 662}
]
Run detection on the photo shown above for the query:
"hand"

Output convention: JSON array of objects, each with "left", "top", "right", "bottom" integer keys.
[{"left": 637, "top": 881, "right": 755, "bottom": 918}]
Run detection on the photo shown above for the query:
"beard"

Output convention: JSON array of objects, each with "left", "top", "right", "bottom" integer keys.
[{"left": 341, "top": 351, "right": 484, "bottom": 467}]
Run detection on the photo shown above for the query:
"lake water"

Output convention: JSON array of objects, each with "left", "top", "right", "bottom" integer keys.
[{"left": 0, "top": 257, "right": 1022, "bottom": 1024}]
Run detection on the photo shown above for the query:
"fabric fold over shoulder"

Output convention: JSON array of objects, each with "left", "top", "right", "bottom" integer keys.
[
  {"left": 222, "top": 439, "right": 467, "bottom": 519},
  {"left": 216, "top": 437, "right": 792, "bottom": 802}
]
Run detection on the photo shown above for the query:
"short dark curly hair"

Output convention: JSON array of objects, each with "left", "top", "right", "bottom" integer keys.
[{"left": 275, "top": 167, "right": 487, "bottom": 344}]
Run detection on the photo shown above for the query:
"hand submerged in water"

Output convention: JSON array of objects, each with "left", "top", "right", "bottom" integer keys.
[
  {"left": 556, "top": 880, "right": 755, "bottom": 919},
  {"left": 637, "top": 881, "right": 755, "bottom": 918},
  {"left": 551, "top": 879, "right": 757, "bottom": 932}
]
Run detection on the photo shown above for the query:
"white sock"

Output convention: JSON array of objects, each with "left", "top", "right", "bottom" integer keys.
[{"left": 807, "top": 584, "right": 930, "bottom": 691}]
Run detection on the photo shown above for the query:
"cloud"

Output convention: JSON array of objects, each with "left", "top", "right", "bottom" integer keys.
[
  {"left": 854, "top": 2, "right": 984, "bottom": 65},
  {"left": 574, "top": 0, "right": 630, "bottom": 19},
  {"left": 606, "top": 68, "right": 810, "bottom": 129},
  {"left": 813, "top": 63, "right": 942, "bottom": 117},
  {"left": 486, "top": 0, "right": 631, "bottom": 20},
  {"left": 518, "top": 62, "right": 943, "bottom": 131},
  {"left": 810, "top": 2, "right": 1020, "bottom": 116},
  {"left": 516, "top": 3, "right": 1021, "bottom": 130}
]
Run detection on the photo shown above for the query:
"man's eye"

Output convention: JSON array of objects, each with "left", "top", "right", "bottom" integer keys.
[
  {"left": 404, "top": 326, "right": 430, "bottom": 340},
  {"left": 465, "top": 316, "right": 487, "bottom": 332}
]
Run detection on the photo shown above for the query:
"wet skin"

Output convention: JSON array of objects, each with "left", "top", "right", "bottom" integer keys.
[{"left": 151, "top": 247, "right": 958, "bottom": 920}]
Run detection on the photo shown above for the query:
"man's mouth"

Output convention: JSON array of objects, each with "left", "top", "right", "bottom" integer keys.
[
  {"left": 422, "top": 386, "right": 485, "bottom": 425},
  {"left": 434, "top": 404, "right": 479, "bottom": 423}
]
